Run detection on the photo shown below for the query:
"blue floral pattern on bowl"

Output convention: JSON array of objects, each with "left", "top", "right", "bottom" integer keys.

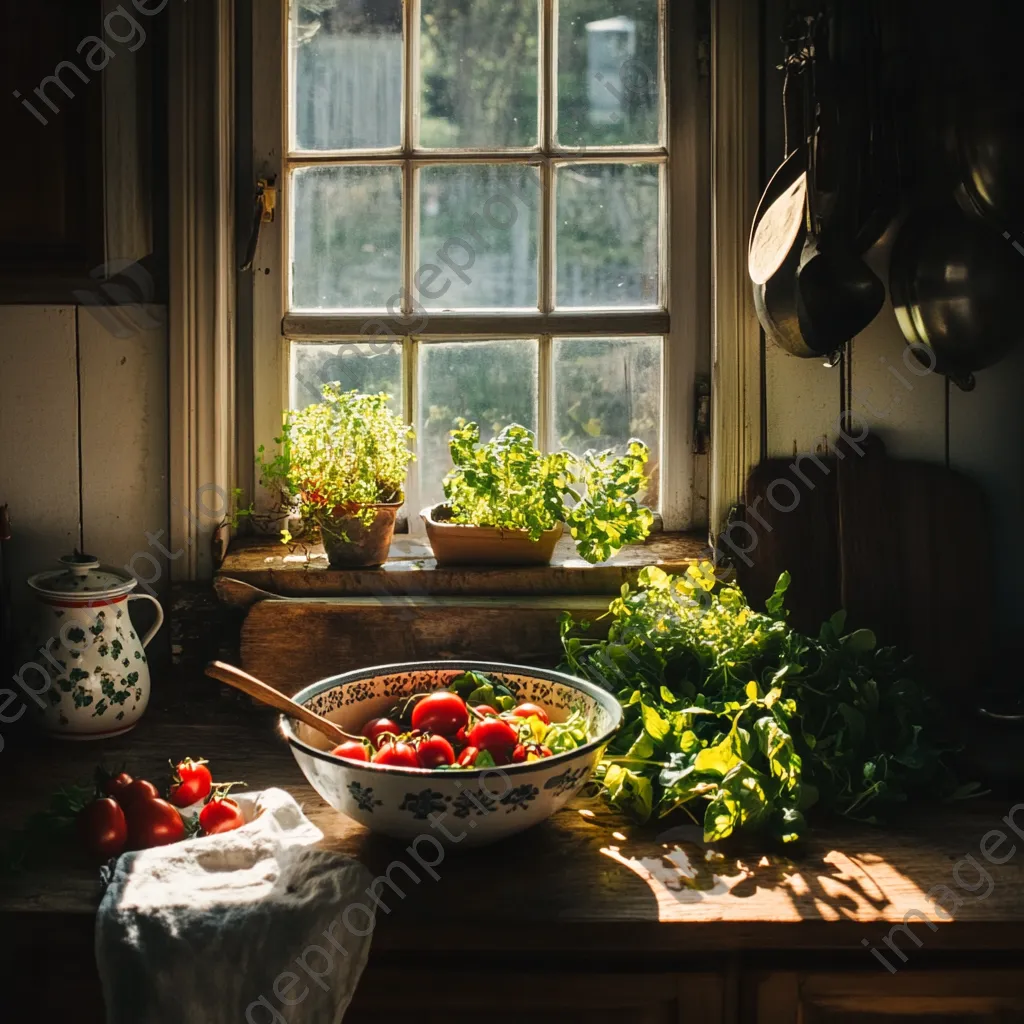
[{"left": 282, "top": 660, "right": 622, "bottom": 847}]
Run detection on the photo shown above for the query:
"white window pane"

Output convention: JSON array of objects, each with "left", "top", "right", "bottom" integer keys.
[
  {"left": 291, "top": 342, "right": 403, "bottom": 412},
  {"left": 291, "top": 0, "right": 404, "bottom": 152},
  {"left": 417, "top": 340, "right": 539, "bottom": 509},
  {"left": 552, "top": 336, "right": 662, "bottom": 508},
  {"left": 291, "top": 165, "right": 402, "bottom": 312},
  {"left": 555, "top": 162, "right": 661, "bottom": 308},
  {"left": 418, "top": 0, "right": 540, "bottom": 149},
  {"left": 417, "top": 165, "right": 540, "bottom": 310},
  {"left": 556, "top": 0, "right": 662, "bottom": 148}
]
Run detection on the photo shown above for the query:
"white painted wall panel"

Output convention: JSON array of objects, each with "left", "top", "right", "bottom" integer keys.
[
  {"left": 78, "top": 305, "right": 169, "bottom": 599},
  {"left": 848, "top": 234, "right": 947, "bottom": 462},
  {"left": 949, "top": 339, "right": 1024, "bottom": 638},
  {"left": 0, "top": 306, "right": 81, "bottom": 600}
]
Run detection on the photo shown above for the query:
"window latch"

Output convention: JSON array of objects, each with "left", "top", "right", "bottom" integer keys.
[
  {"left": 693, "top": 375, "right": 711, "bottom": 455},
  {"left": 241, "top": 177, "right": 278, "bottom": 272}
]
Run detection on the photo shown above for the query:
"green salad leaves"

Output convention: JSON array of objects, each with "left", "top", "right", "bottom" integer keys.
[{"left": 561, "top": 564, "right": 969, "bottom": 843}]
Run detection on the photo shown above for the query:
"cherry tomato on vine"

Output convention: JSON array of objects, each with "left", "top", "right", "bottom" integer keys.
[
  {"left": 168, "top": 758, "right": 213, "bottom": 808},
  {"left": 411, "top": 692, "right": 469, "bottom": 737},
  {"left": 199, "top": 795, "right": 246, "bottom": 836},
  {"left": 509, "top": 702, "right": 550, "bottom": 725},
  {"left": 372, "top": 740, "right": 421, "bottom": 768},
  {"left": 119, "top": 778, "right": 161, "bottom": 813},
  {"left": 467, "top": 717, "right": 519, "bottom": 764},
  {"left": 78, "top": 798, "right": 128, "bottom": 861},
  {"left": 362, "top": 717, "right": 402, "bottom": 748},
  {"left": 101, "top": 771, "right": 134, "bottom": 801},
  {"left": 125, "top": 795, "right": 186, "bottom": 850},
  {"left": 331, "top": 740, "right": 370, "bottom": 762},
  {"left": 416, "top": 734, "right": 455, "bottom": 768}
]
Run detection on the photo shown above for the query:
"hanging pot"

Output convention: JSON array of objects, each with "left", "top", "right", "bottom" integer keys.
[{"left": 889, "top": 202, "right": 1024, "bottom": 390}]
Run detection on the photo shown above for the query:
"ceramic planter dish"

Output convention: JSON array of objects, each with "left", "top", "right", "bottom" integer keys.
[
  {"left": 421, "top": 504, "right": 563, "bottom": 566},
  {"left": 281, "top": 661, "right": 622, "bottom": 847},
  {"left": 26, "top": 554, "right": 164, "bottom": 739},
  {"left": 320, "top": 501, "right": 402, "bottom": 569}
]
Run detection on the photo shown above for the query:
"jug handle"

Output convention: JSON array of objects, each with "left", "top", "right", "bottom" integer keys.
[{"left": 128, "top": 594, "right": 165, "bottom": 649}]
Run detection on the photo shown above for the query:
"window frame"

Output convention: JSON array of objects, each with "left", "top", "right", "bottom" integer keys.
[{"left": 249, "top": 0, "right": 706, "bottom": 531}]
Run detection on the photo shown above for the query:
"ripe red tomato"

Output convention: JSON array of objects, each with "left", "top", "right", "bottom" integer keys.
[
  {"left": 472, "top": 704, "right": 499, "bottom": 718},
  {"left": 101, "top": 771, "right": 134, "bottom": 801},
  {"left": 511, "top": 743, "right": 528, "bottom": 763},
  {"left": 457, "top": 745, "right": 480, "bottom": 767},
  {"left": 331, "top": 740, "right": 370, "bottom": 762},
  {"left": 168, "top": 758, "right": 213, "bottom": 808},
  {"left": 416, "top": 734, "right": 455, "bottom": 768},
  {"left": 199, "top": 797, "right": 246, "bottom": 836},
  {"left": 509, "top": 702, "right": 551, "bottom": 725},
  {"left": 120, "top": 778, "right": 161, "bottom": 813},
  {"left": 467, "top": 717, "right": 519, "bottom": 764},
  {"left": 78, "top": 798, "right": 128, "bottom": 861},
  {"left": 372, "top": 740, "right": 421, "bottom": 768},
  {"left": 411, "top": 692, "right": 469, "bottom": 737},
  {"left": 362, "top": 717, "right": 402, "bottom": 748},
  {"left": 125, "top": 796, "right": 186, "bottom": 850}
]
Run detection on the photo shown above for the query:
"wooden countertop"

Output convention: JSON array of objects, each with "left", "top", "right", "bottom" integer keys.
[{"left": 4, "top": 705, "right": 1024, "bottom": 956}]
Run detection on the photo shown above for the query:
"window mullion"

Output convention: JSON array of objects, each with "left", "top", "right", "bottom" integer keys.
[
  {"left": 401, "top": 0, "right": 417, "bottom": 319},
  {"left": 541, "top": 0, "right": 555, "bottom": 317},
  {"left": 539, "top": 334, "right": 553, "bottom": 451}
]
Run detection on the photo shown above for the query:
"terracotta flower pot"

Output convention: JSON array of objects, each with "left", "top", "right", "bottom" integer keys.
[
  {"left": 319, "top": 501, "right": 402, "bottom": 569},
  {"left": 421, "top": 504, "right": 563, "bottom": 567}
]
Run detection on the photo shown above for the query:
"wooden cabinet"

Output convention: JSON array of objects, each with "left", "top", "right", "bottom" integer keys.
[
  {"left": 346, "top": 969, "right": 727, "bottom": 1024},
  {"left": 751, "top": 970, "right": 1024, "bottom": 1023}
]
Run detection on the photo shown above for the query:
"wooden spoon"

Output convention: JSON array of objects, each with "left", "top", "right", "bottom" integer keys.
[{"left": 205, "top": 660, "right": 362, "bottom": 747}]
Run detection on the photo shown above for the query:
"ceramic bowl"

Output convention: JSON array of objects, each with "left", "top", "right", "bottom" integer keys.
[{"left": 281, "top": 661, "right": 622, "bottom": 847}]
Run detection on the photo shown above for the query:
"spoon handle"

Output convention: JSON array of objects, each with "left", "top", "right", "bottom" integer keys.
[{"left": 205, "top": 660, "right": 356, "bottom": 746}]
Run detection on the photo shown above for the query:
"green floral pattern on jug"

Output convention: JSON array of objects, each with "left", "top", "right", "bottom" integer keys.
[{"left": 26, "top": 577, "right": 162, "bottom": 738}]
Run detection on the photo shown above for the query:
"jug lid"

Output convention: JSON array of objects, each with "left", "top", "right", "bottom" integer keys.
[{"left": 28, "top": 553, "right": 138, "bottom": 600}]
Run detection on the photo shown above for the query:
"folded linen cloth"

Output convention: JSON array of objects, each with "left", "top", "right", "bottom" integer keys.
[{"left": 96, "top": 788, "right": 375, "bottom": 1024}]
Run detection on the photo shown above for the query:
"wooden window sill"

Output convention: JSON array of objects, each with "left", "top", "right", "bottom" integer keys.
[{"left": 214, "top": 532, "right": 712, "bottom": 608}]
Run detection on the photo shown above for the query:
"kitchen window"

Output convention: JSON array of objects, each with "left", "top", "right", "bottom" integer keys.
[{"left": 250, "top": 0, "right": 707, "bottom": 531}]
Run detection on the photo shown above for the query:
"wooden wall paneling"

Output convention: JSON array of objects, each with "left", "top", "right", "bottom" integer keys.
[
  {"left": 101, "top": 0, "right": 154, "bottom": 267},
  {"left": 0, "top": 306, "right": 80, "bottom": 603},
  {"left": 78, "top": 304, "right": 170, "bottom": 619},
  {"left": 847, "top": 235, "right": 948, "bottom": 462},
  {"left": 948, "top": 340, "right": 1024, "bottom": 638}
]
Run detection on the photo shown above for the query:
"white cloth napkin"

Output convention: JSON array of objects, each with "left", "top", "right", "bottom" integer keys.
[{"left": 96, "top": 788, "right": 375, "bottom": 1024}]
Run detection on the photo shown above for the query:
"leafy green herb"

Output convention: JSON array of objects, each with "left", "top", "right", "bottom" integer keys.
[
  {"left": 0, "top": 783, "right": 94, "bottom": 872},
  {"left": 253, "top": 386, "right": 415, "bottom": 546},
  {"left": 448, "top": 671, "right": 516, "bottom": 712},
  {"left": 561, "top": 563, "right": 967, "bottom": 843},
  {"left": 443, "top": 422, "right": 654, "bottom": 563}
]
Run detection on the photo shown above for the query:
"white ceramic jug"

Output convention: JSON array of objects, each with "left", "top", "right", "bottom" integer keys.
[{"left": 26, "top": 554, "right": 164, "bottom": 739}]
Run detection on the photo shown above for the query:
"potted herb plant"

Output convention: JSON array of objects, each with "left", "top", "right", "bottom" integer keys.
[
  {"left": 256, "top": 386, "right": 414, "bottom": 568},
  {"left": 422, "top": 422, "right": 654, "bottom": 566}
]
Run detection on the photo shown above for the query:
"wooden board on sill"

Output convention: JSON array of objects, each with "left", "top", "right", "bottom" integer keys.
[
  {"left": 215, "top": 531, "right": 712, "bottom": 606},
  {"left": 239, "top": 595, "right": 612, "bottom": 695}
]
